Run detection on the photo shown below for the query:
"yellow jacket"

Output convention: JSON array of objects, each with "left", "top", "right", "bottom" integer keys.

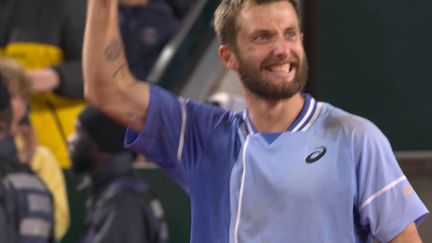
[
  {"left": 1, "top": 43, "right": 85, "bottom": 168},
  {"left": 15, "top": 137, "right": 70, "bottom": 241},
  {"left": 31, "top": 145, "right": 71, "bottom": 241},
  {"left": 0, "top": 0, "right": 87, "bottom": 168}
]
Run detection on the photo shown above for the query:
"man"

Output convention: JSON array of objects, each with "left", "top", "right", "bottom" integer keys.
[
  {"left": 119, "top": 0, "right": 184, "bottom": 81},
  {"left": 69, "top": 105, "right": 168, "bottom": 243},
  {"left": 0, "top": 0, "right": 87, "bottom": 169},
  {"left": 0, "top": 76, "right": 55, "bottom": 243},
  {"left": 82, "top": 0, "right": 429, "bottom": 242}
]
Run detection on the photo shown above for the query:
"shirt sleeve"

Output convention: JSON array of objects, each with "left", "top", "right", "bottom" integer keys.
[
  {"left": 124, "top": 85, "right": 230, "bottom": 192},
  {"left": 354, "top": 120, "right": 429, "bottom": 242}
]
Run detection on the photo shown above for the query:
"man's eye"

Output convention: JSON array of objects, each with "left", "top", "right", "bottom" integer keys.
[
  {"left": 255, "top": 34, "right": 270, "bottom": 41},
  {"left": 286, "top": 31, "right": 296, "bottom": 39}
]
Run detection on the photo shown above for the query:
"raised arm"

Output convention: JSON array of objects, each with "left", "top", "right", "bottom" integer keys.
[{"left": 83, "top": 0, "right": 149, "bottom": 131}]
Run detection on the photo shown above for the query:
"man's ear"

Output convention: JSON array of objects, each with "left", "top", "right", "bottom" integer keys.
[{"left": 219, "top": 45, "right": 238, "bottom": 70}]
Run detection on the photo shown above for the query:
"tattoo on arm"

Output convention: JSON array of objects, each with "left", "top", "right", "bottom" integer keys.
[
  {"left": 125, "top": 111, "right": 145, "bottom": 121},
  {"left": 104, "top": 37, "right": 123, "bottom": 62},
  {"left": 112, "top": 63, "right": 127, "bottom": 78}
]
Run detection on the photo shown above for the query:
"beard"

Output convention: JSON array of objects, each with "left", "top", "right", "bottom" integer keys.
[
  {"left": 70, "top": 139, "right": 95, "bottom": 174},
  {"left": 237, "top": 52, "right": 308, "bottom": 100}
]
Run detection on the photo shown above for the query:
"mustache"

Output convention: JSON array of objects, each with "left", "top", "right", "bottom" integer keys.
[{"left": 260, "top": 55, "right": 300, "bottom": 69}]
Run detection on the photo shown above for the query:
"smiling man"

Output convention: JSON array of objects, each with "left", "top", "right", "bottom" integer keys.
[{"left": 82, "top": 0, "right": 429, "bottom": 242}]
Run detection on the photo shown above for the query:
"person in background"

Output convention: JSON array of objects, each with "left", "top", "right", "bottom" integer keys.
[
  {"left": 0, "top": 57, "right": 70, "bottom": 242},
  {"left": 70, "top": 105, "right": 168, "bottom": 243},
  {"left": 83, "top": 0, "right": 429, "bottom": 242},
  {"left": 119, "top": 0, "right": 187, "bottom": 81},
  {"left": 0, "top": 74, "right": 55, "bottom": 243},
  {"left": 0, "top": 0, "right": 87, "bottom": 169},
  {"left": 206, "top": 92, "right": 246, "bottom": 112}
]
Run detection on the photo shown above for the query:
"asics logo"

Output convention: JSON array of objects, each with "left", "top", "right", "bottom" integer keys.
[{"left": 305, "top": 146, "right": 327, "bottom": 163}]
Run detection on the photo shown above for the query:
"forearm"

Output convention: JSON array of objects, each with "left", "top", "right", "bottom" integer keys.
[
  {"left": 390, "top": 223, "right": 422, "bottom": 243},
  {"left": 83, "top": 0, "right": 133, "bottom": 105},
  {"left": 83, "top": 0, "right": 149, "bottom": 131},
  {"left": 27, "top": 61, "right": 83, "bottom": 99}
]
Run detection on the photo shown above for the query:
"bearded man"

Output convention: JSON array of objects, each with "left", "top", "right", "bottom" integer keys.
[{"left": 82, "top": 0, "right": 429, "bottom": 242}]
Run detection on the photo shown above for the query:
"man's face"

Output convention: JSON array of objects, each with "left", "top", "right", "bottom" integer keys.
[
  {"left": 230, "top": 1, "right": 307, "bottom": 100},
  {"left": 68, "top": 122, "right": 95, "bottom": 173},
  {"left": 8, "top": 85, "right": 27, "bottom": 134}
]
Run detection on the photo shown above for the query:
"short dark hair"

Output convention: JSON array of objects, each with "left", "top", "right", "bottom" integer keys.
[
  {"left": 214, "top": 0, "right": 301, "bottom": 49},
  {"left": 0, "top": 75, "right": 12, "bottom": 132},
  {"left": 78, "top": 105, "right": 127, "bottom": 154}
]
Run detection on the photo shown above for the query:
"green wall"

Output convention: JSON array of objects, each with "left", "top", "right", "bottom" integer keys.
[{"left": 318, "top": 0, "right": 432, "bottom": 150}]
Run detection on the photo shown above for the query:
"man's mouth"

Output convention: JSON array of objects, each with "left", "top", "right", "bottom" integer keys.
[
  {"left": 268, "top": 63, "right": 291, "bottom": 72},
  {"left": 265, "top": 62, "right": 296, "bottom": 79}
]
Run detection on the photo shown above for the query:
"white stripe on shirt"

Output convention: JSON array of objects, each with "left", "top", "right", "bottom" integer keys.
[
  {"left": 360, "top": 175, "right": 407, "bottom": 209},
  {"left": 291, "top": 98, "right": 316, "bottom": 132},
  {"left": 234, "top": 137, "right": 250, "bottom": 243},
  {"left": 300, "top": 102, "right": 323, "bottom": 132},
  {"left": 177, "top": 98, "right": 187, "bottom": 161}
]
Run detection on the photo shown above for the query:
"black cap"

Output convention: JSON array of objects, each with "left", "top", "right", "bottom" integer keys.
[
  {"left": 0, "top": 75, "right": 11, "bottom": 112},
  {"left": 78, "top": 106, "right": 126, "bottom": 153}
]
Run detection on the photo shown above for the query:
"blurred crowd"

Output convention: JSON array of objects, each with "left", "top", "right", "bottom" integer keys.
[{"left": 0, "top": 0, "right": 192, "bottom": 242}]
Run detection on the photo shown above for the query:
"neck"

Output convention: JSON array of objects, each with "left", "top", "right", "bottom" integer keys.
[
  {"left": 245, "top": 91, "right": 304, "bottom": 133},
  {"left": 90, "top": 152, "right": 133, "bottom": 191}
]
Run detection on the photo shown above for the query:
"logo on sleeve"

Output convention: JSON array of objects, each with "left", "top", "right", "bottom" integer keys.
[{"left": 305, "top": 146, "right": 327, "bottom": 163}]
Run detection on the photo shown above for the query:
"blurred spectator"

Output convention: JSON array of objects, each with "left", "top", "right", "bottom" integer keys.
[
  {"left": 0, "top": 58, "right": 70, "bottom": 241},
  {"left": 0, "top": 0, "right": 87, "bottom": 168},
  {"left": 70, "top": 106, "right": 168, "bottom": 243},
  {"left": 119, "top": 0, "right": 188, "bottom": 80},
  {"left": 206, "top": 92, "right": 246, "bottom": 112},
  {"left": 0, "top": 74, "right": 55, "bottom": 243}
]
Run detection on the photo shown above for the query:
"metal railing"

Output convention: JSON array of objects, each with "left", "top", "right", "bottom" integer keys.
[{"left": 147, "top": 0, "right": 209, "bottom": 85}]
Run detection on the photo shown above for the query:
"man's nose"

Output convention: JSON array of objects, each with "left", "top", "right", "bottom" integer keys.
[{"left": 272, "top": 37, "right": 291, "bottom": 59}]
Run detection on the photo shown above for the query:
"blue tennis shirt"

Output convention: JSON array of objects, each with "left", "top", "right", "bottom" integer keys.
[{"left": 125, "top": 85, "right": 428, "bottom": 243}]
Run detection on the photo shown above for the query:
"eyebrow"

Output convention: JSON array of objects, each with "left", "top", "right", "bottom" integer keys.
[{"left": 249, "top": 28, "right": 274, "bottom": 36}]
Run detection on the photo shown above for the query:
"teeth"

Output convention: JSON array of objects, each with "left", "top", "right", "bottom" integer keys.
[{"left": 269, "top": 64, "right": 290, "bottom": 72}]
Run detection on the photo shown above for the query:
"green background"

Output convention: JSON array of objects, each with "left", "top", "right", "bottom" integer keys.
[{"left": 318, "top": 0, "right": 432, "bottom": 151}]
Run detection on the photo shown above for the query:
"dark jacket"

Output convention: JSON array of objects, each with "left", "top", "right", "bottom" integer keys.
[
  {"left": 77, "top": 153, "right": 168, "bottom": 243},
  {"left": 0, "top": 137, "right": 55, "bottom": 243},
  {"left": 0, "top": 0, "right": 85, "bottom": 98},
  {"left": 119, "top": 0, "right": 182, "bottom": 81}
]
